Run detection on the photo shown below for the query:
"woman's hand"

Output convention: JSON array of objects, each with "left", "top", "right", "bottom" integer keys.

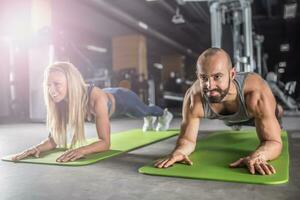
[
  {"left": 11, "top": 147, "right": 40, "bottom": 161},
  {"left": 56, "top": 148, "right": 85, "bottom": 162},
  {"left": 229, "top": 154, "right": 276, "bottom": 175}
]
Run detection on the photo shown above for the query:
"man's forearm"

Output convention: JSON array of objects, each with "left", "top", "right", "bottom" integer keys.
[
  {"left": 251, "top": 140, "right": 282, "bottom": 161},
  {"left": 173, "top": 137, "right": 196, "bottom": 156}
]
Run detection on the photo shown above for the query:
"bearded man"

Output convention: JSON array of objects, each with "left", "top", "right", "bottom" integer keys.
[{"left": 155, "top": 48, "right": 283, "bottom": 175}]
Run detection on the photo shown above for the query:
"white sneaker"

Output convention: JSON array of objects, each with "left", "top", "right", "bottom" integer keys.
[
  {"left": 142, "top": 116, "right": 157, "bottom": 132},
  {"left": 156, "top": 108, "right": 173, "bottom": 131},
  {"left": 231, "top": 125, "right": 242, "bottom": 131}
]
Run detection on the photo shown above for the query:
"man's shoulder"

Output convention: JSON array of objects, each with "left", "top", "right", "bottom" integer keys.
[
  {"left": 242, "top": 73, "right": 266, "bottom": 94},
  {"left": 242, "top": 73, "right": 274, "bottom": 114},
  {"left": 185, "top": 81, "right": 203, "bottom": 102},
  {"left": 183, "top": 82, "right": 204, "bottom": 118}
]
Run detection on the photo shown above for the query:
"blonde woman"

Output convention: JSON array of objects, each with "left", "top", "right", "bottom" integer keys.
[{"left": 12, "top": 62, "right": 173, "bottom": 162}]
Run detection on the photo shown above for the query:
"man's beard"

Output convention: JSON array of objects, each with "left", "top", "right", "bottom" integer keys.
[{"left": 204, "top": 78, "right": 231, "bottom": 103}]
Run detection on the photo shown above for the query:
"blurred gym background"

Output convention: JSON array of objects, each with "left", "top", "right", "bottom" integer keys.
[{"left": 0, "top": 0, "right": 299, "bottom": 122}]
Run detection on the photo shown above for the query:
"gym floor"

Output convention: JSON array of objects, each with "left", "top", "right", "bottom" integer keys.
[{"left": 1, "top": 116, "right": 299, "bottom": 200}]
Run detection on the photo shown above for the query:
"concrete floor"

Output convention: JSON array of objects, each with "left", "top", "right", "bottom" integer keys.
[{"left": 1, "top": 117, "right": 300, "bottom": 200}]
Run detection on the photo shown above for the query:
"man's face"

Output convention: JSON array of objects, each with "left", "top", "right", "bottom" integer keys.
[{"left": 197, "top": 53, "right": 233, "bottom": 103}]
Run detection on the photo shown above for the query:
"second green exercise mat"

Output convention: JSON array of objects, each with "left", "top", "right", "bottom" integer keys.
[
  {"left": 2, "top": 129, "right": 179, "bottom": 166},
  {"left": 139, "top": 130, "right": 289, "bottom": 185}
]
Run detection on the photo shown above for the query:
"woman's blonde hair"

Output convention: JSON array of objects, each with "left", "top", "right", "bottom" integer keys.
[{"left": 43, "top": 62, "right": 88, "bottom": 148}]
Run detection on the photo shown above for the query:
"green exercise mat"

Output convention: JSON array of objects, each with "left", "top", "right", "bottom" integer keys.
[
  {"left": 2, "top": 129, "right": 179, "bottom": 166},
  {"left": 139, "top": 130, "right": 289, "bottom": 185}
]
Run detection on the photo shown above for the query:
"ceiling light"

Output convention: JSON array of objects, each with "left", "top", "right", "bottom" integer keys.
[
  {"left": 176, "top": 0, "right": 208, "bottom": 4},
  {"left": 153, "top": 63, "right": 163, "bottom": 70},
  {"left": 280, "top": 43, "right": 290, "bottom": 52},
  {"left": 86, "top": 45, "right": 107, "bottom": 53},
  {"left": 284, "top": 0, "right": 298, "bottom": 19},
  {"left": 278, "top": 68, "right": 285, "bottom": 73},
  {"left": 138, "top": 21, "right": 148, "bottom": 30},
  {"left": 172, "top": 8, "right": 185, "bottom": 24},
  {"left": 279, "top": 61, "right": 287, "bottom": 68}
]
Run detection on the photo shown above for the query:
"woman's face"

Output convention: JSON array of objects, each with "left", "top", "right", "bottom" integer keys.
[{"left": 47, "top": 71, "right": 68, "bottom": 103}]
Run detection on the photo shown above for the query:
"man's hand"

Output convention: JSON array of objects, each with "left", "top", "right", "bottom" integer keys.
[
  {"left": 154, "top": 152, "right": 193, "bottom": 168},
  {"left": 56, "top": 148, "right": 85, "bottom": 162},
  {"left": 229, "top": 154, "right": 276, "bottom": 175},
  {"left": 11, "top": 147, "right": 40, "bottom": 161}
]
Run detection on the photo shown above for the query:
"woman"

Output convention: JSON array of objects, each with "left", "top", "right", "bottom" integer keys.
[{"left": 12, "top": 62, "right": 173, "bottom": 162}]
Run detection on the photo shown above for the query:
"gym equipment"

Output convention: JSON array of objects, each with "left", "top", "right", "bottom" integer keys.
[
  {"left": 266, "top": 72, "right": 299, "bottom": 110},
  {"left": 210, "top": 0, "right": 254, "bottom": 73},
  {"left": 163, "top": 91, "right": 184, "bottom": 102}
]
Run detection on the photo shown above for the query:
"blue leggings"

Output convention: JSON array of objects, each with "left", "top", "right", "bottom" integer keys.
[{"left": 103, "top": 88, "right": 164, "bottom": 118}]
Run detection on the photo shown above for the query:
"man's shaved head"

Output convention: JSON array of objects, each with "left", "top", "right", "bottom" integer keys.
[
  {"left": 197, "top": 47, "right": 232, "bottom": 73},
  {"left": 196, "top": 48, "right": 235, "bottom": 103}
]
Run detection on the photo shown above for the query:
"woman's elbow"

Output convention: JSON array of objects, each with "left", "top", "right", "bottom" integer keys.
[
  {"left": 100, "top": 141, "right": 110, "bottom": 151},
  {"left": 105, "top": 142, "right": 111, "bottom": 151}
]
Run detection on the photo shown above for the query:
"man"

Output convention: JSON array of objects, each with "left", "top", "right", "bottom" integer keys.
[{"left": 155, "top": 48, "right": 283, "bottom": 175}]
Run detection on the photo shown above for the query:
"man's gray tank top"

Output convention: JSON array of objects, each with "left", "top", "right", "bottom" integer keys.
[{"left": 202, "top": 72, "right": 253, "bottom": 124}]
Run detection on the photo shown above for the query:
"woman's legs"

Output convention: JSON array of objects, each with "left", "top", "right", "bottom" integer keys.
[
  {"left": 114, "top": 88, "right": 173, "bottom": 132},
  {"left": 121, "top": 89, "right": 164, "bottom": 118}
]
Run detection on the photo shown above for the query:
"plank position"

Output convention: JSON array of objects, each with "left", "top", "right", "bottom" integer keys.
[
  {"left": 12, "top": 62, "right": 173, "bottom": 162},
  {"left": 155, "top": 48, "right": 283, "bottom": 175}
]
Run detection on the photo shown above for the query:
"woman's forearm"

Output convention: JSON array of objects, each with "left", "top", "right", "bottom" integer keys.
[
  {"left": 80, "top": 140, "right": 110, "bottom": 155},
  {"left": 35, "top": 137, "right": 57, "bottom": 153}
]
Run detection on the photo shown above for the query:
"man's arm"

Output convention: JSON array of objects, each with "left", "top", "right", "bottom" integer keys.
[
  {"left": 252, "top": 92, "right": 282, "bottom": 161},
  {"left": 173, "top": 112, "right": 200, "bottom": 157},
  {"left": 155, "top": 88, "right": 201, "bottom": 168},
  {"left": 230, "top": 76, "right": 282, "bottom": 175}
]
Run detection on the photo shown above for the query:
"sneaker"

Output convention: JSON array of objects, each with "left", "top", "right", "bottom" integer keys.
[
  {"left": 231, "top": 125, "right": 242, "bottom": 131},
  {"left": 142, "top": 116, "right": 157, "bottom": 132},
  {"left": 156, "top": 108, "right": 173, "bottom": 131}
]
